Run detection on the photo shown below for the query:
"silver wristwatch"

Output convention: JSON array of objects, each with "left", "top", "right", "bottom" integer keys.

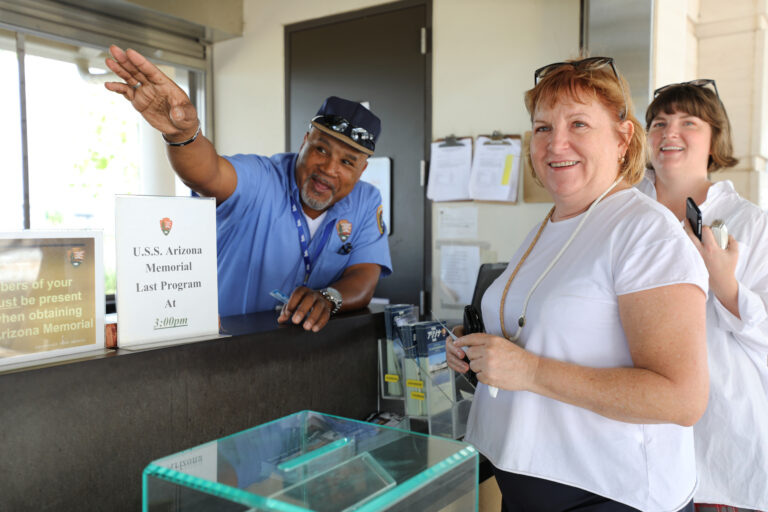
[{"left": 320, "top": 287, "right": 342, "bottom": 314}]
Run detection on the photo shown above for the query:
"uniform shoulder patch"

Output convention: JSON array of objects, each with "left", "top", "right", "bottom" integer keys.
[{"left": 376, "top": 205, "right": 386, "bottom": 235}]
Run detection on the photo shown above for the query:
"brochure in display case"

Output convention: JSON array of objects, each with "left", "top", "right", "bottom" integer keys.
[
  {"left": 381, "top": 304, "right": 419, "bottom": 398},
  {"left": 0, "top": 231, "right": 105, "bottom": 366},
  {"left": 380, "top": 309, "right": 475, "bottom": 440},
  {"left": 143, "top": 410, "right": 478, "bottom": 511}
]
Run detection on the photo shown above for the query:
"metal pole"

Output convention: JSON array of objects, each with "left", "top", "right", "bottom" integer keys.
[{"left": 16, "top": 32, "right": 30, "bottom": 229}]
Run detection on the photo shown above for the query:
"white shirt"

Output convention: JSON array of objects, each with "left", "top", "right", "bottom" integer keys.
[
  {"left": 638, "top": 172, "right": 768, "bottom": 509},
  {"left": 302, "top": 211, "right": 327, "bottom": 239},
  {"left": 465, "top": 188, "right": 708, "bottom": 512}
]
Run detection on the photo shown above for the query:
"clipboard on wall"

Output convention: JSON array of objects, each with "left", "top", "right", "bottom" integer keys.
[
  {"left": 478, "top": 131, "right": 517, "bottom": 144},
  {"left": 469, "top": 131, "right": 522, "bottom": 203},
  {"left": 521, "top": 130, "right": 553, "bottom": 203},
  {"left": 426, "top": 135, "right": 473, "bottom": 202}
]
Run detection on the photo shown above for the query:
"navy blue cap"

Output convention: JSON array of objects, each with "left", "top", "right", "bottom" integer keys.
[{"left": 310, "top": 96, "right": 381, "bottom": 155}]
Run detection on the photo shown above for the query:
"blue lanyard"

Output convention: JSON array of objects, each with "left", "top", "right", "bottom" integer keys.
[{"left": 290, "top": 197, "right": 335, "bottom": 284}]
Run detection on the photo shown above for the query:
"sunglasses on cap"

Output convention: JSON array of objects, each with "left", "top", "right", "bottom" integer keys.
[
  {"left": 534, "top": 56, "right": 627, "bottom": 120},
  {"left": 310, "top": 115, "right": 376, "bottom": 152},
  {"left": 653, "top": 79, "right": 719, "bottom": 100}
]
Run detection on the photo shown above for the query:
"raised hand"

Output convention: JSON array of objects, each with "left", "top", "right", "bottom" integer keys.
[
  {"left": 685, "top": 221, "right": 740, "bottom": 318},
  {"left": 701, "top": 226, "right": 740, "bottom": 317},
  {"left": 104, "top": 45, "right": 198, "bottom": 140}
]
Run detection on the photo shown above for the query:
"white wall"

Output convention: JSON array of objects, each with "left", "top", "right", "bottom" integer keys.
[
  {"left": 430, "top": 0, "right": 579, "bottom": 319},
  {"left": 699, "top": 0, "right": 768, "bottom": 204},
  {"left": 653, "top": 0, "right": 693, "bottom": 87}
]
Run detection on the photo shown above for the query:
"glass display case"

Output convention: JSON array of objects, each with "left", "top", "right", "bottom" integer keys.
[{"left": 143, "top": 410, "right": 478, "bottom": 511}]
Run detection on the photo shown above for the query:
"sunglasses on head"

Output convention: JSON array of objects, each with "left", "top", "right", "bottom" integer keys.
[
  {"left": 534, "top": 56, "right": 627, "bottom": 120},
  {"left": 653, "top": 79, "right": 719, "bottom": 100},
  {"left": 310, "top": 114, "right": 376, "bottom": 152}
]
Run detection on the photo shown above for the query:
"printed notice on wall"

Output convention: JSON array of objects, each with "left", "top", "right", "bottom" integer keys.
[
  {"left": 439, "top": 245, "right": 480, "bottom": 306},
  {"left": 0, "top": 232, "right": 105, "bottom": 366},
  {"left": 115, "top": 196, "right": 219, "bottom": 348}
]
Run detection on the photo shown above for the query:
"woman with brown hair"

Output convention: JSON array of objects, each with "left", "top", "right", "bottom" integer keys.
[{"left": 640, "top": 80, "right": 768, "bottom": 512}]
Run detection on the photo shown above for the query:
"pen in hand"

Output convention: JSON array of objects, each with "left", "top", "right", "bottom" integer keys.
[
  {"left": 270, "top": 289, "right": 290, "bottom": 311},
  {"left": 434, "top": 316, "right": 498, "bottom": 397},
  {"left": 432, "top": 315, "right": 490, "bottom": 393}
]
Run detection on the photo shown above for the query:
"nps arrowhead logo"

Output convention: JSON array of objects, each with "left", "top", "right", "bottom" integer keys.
[
  {"left": 160, "top": 217, "right": 173, "bottom": 236},
  {"left": 67, "top": 247, "right": 85, "bottom": 267},
  {"left": 336, "top": 219, "right": 352, "bottom": 242}
]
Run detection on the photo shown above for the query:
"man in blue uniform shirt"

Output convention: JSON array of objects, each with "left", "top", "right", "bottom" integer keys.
[{"left": 105, "top": 45, "right": 392, "bottom": 332}]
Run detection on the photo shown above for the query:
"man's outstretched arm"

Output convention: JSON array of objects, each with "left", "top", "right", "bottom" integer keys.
[{"left": 104, "top": 45, "right": 236, "bottom": 204}]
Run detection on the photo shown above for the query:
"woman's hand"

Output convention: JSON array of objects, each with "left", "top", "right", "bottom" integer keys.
[
  {"left": 445, "top": 327, "right": 469, "bottom": 374},
  {"left": 686, "top": 223, "right": 740, "bottom": 317},
  {"left": 449, "top": 333, "right": 539, "bottom": 391}
]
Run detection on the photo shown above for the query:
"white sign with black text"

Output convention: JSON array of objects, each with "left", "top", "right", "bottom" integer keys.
[{"left": 115, "top": 195, "right": 219, "bottom": 347}]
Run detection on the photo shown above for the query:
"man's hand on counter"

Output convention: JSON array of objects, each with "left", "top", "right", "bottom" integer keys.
[{"left": 277, "top": 287, "right": 334, "bottom": 332}]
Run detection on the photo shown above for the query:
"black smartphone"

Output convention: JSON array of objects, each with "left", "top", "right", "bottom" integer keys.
[
  {"left": 461, "top": 305, "right": 483, "bottom": 387},
  {"left": 463, "top": 305, "right": 484, "bottom": 334},
  {"left": 686, "top": 197, "right": 702, "bottom": 241}
]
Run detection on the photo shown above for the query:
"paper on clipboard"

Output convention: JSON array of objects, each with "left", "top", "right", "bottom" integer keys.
[
  {"left": 468, "top": 135, "right": 522, "bottom": 202},
  {"left": 439, "top": 245, "right": 480, "bottom": 305},
  {"left": 426, "top": 138, "right": 473, "bottom": 201}
]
